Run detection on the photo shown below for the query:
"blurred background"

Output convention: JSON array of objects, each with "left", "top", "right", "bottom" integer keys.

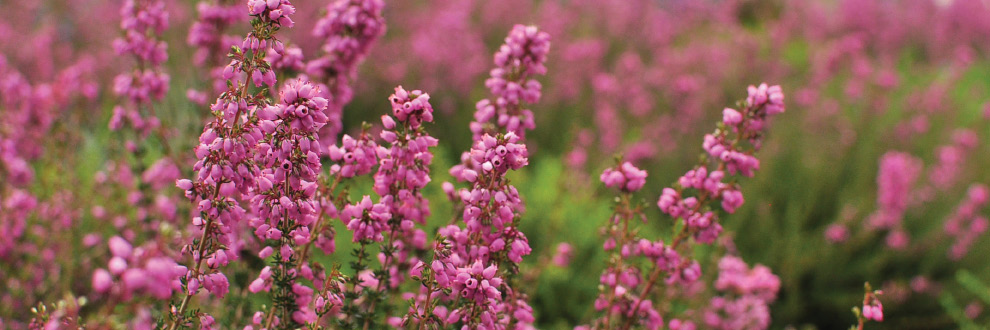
[{"left": 3, "top": 0, "right": 990, "bottom": 329}]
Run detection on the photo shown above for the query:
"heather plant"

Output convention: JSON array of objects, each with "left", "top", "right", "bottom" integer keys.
[
  {"left": 307, "top": 0, "right": 385, "bottom": 146},
  {"left": 851, "top": 283, "right": 885, "bottom": 330},
  {"left": 167, "top": 0, "right": 296, "bottom": 327},
  {"left": 581, "top": 83, "right": 785, "bottom": 330},
  {"left": 187, "top": 0, "right": 247, "bottom": 103},
  {"left": 7, "top": 0, "right": 990, "bottom": 329}
]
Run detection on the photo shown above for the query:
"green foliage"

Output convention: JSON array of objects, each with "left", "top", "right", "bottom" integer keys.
[{"left": 939, "top": 292, "right": 980, "bottom": 330}]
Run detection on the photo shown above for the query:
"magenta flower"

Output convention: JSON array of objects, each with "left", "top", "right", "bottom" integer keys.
[
  {"left": 471, "top": 25, "right": 550, "bottom": 140},
  {"left": 308, "top": 0, "right": 386, "bottom": 146},
  {"left": 601, "top": 162, "right": 649, "bottom": 192}
]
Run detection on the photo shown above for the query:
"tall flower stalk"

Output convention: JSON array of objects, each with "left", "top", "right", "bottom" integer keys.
[
  {"left": 469, "top": 25, "right": 550, "bottom": 140},
  {"left": 308, "top": 0, "right": 386, "bottom": 146},
  {"left": 329, "top": 87, "right": 438, "bottom": 329},
  {"left": 109, "top": 0, "right": 171, "bottom": 151},
  {"left": 168, "top": 0, "right": 296, "bottom": 328},
  {"left": 585, "top": 83, "right": 786, "bottom": 329},
  {"left": 187, "top": 0, "right": 247, "bottom": 102},
  {"left": 429, "top": 24, "right": 550, "bottom": 329},
  {"left": 246, "top": 79, "right": 328, "bottom": 329},
  {"left": 362, "top": 86, "right": 438, "bottom": 327}
]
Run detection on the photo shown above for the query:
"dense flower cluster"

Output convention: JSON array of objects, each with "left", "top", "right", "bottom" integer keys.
[
  {"left": 340, "top": 195, "right": 391, "bottom": 242},
  {"left": 109, "top": 0, "right": 170, "bottom": 140},
  {"left": 586, "top": 84, "right": 786, "bottom": 329},
  {"left": 92, "top": 237, "right": 189, "bottom": 300},
  {"left": 704, "top": 256, "right": 781, "bottom": 330},
  {"left": 600, "top": 162, "right": 648, "bottom": 192},
  {"left": 856, "top": 283, "right": 884, "bottom": 327},
  {"left": 309, "top": 0, "right": 386, "bottom": 146},
  {"left": 291, "top": 85, "right": 439, "bottom": 329},
  {"left": 863, "top": 298, "right": 884, "bottom": 322},
  {"left": 187, "top": 0, "right": 246, "bottom": 101},
  {"left": 868, "top": 152, "right": 922, "bottom": 230},
  {"left": 369, "top": 87, "right": 438, "bottom": 286},
  {"left": 402, "top": 26, "right": 550, "bottom": 329},
  {"left": 450, "top": 261, "right": 506, "bottom": 325},
  {"left": 928, "top": 130, "right": 979, "bottom": 191},
  {"left": 248, "top": 79, "right": 329, "bottom": 326},
  {"left": 328, "top": 133, "right": 379, "bottom": 178},
  {"left": 590, "top": 161, "right": 658, "bottom": 329},
  {"left": 944, "top": 184, "right": 990, "bottom": 260},
  {"left": 658, "top": 84, "right": 786, "bottom": 245},
  {"left": 167, "top": 0, "right": 296, "bottom": 327},
  {"left": 471, "top": 24, "right": 550, "bottom": 140}
]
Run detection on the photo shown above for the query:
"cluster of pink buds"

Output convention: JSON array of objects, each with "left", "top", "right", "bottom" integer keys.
[
  {"left": 928, "top": 129, "right": 978, "bottom": 190},
  {"left": 944, "top": 184, "right": 990, "bottom": 260},
  {"left": 868, "top": 152, "right": 922, "bottom": 230},
  {"left": 109, "top": 0, "right": 170, "bottom": 140},
  {"left": 425, "top": 26, "right": 549, "bottom": 329},
  {"left": 327, "top": 133, "right": 378, "bottom": 178},
  {"left": 860, "top": 283, "right": 884, "bottom": 324},
  {"left": 587, "top": 84, "right": 785, "bottom": 329},
  {"left": 247, "top": 0, "right": 295, "bottom": 29},
  {"left": 456, "top": 134, "right": 530, "bottom": 235},
  {"left": 471, "top": 25, "right": 550, "bottom": 140},
  {"left": 600, "top": 162, "right": 648, "bottom": 192},
  {"left": 187, "top": 0, "right": 247, "bottom": 101},
  {"left": 862, "top": 300, "right": 883, "bottom": 322},
  {"left": 700, "top": 84, "right": 784, "bottom": 177},
  {"left": 366, "top": 87, "right": 438, "bottom": 292},
  {"left": 415, "top": 88, "right": 538, "bottom": 327},
  {"left": 91, "top": 237, "right": 189, "bottom": 300},
  {"left": 661, "top": 84, "right": 786, "bottom": 243},
  {"left": 404, "top": 238, "right": 453, "bottom": 326},
  {"left": 591, "top": 161, "right": 664, "bottom": 329},
  {"left": 308, "top": 0, "right": 386, "bottom": 146},
  {"left": 167, "top": 0, "right": 296, "bottom": 327},
  {"left": 248, "top": 79, "right": 328, "bottom": 326},
  {"left": 341, "top": 195, "right": 392, "bottom": 242},
  {"left": 449, "top": 261, "right": 504, "bottom": 327},
  {"left": 703, "top": 256, "right": 781, "bottom": 330},
  {"left": 317, "top": 86, "right": 439, "bottom": 329},
  {"left": 657, "top": 193, "right": 716, "bottom": 245},
  {"left": 249, "top": 79, "right": 328, "bottom": 234},
  {"left": 450, "top": 133, "right": 529, "bottom": 184}
]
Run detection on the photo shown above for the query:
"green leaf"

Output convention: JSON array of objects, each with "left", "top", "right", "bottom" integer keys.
[
  {"left": 939, "top": 291, "right": 981, "bottom": 330},
  {"left": 957, "top": 270, "right": 990, "bottom": 305}
]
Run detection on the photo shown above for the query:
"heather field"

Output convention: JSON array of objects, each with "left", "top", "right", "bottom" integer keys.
[{"left": 4, "top": 0, "right": 990, "bottom": 329}]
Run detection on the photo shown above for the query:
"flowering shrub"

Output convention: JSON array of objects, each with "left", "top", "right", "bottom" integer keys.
[{"left": 4, "top": 0, "right": 990, "bottom": 329}]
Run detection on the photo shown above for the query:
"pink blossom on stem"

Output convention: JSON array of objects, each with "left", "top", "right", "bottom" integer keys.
[
  {"left": 248, "top": 78, "right": 329, "bottom": 326},
  {"left": 471, "top": 24, "right": 551, "bottom": 140},
  {"left": 167, "top": 0, "right": 295, "bottom": 327},
  {"left": 944, "top": 184, "right": 990, "bottom": 259},
  {"left": 868, "top": 152, "right": 922, "bottom": 229},
  {"left": 308, "top": 0, "right": 386, "bottom": 146}
]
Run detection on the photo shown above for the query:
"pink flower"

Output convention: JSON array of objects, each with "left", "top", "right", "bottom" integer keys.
[
  {"left": 93, "top": 269, "right": 113, "bottom": 293},
  {"left": 600, "top": 162, "right": 648, "bottom": 192},
  {"left": 552, "top": 243, "right": 573, "bottom": 267},
  {"left": 825, "top": 224, "right": 849, "bottom": 243}
]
